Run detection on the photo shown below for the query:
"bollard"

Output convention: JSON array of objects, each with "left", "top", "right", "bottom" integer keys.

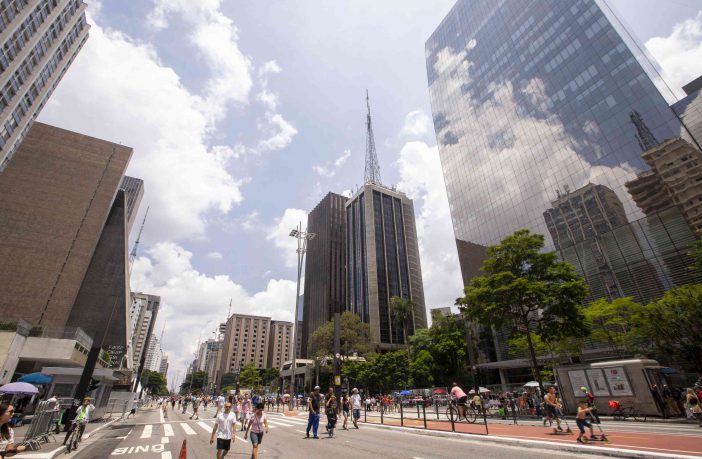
[
  {"left": 449, "top": 405, "right": 456, "bottom": 432},
  {"left": 417, "top": 403, "right": 420, "bottom": 421},
  {"left": 422, "top": 403, "right": 427, "bottom": 430},
  {"left": 400, "top": 401, "right": 404, "bottom": 427},
  {"left": 364, "top": 403, "right": 367, "bottom": 423},
  {"left": 380, "top": 404, "right": 384, "bottom": 424}
]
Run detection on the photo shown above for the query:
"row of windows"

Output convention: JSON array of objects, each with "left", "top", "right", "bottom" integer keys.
[
  {"left": 1, "top": 0, "right": 63, "bottom": 73},
  {"left": 1, "top": 16, "right": 86, "bottom": 151},
  {"left": 0, "top": 0, "right": 30, "bottom": 31}
]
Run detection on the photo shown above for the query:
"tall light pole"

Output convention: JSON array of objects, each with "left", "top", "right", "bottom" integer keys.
[{"left": 289, "top": 222, "right": 315, "bottom": 410}]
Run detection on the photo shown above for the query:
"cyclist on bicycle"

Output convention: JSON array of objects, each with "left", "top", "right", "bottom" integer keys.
[
  {"left": 63, "top": 398, "right": 94, "bottom": 448},
  {"left": 450, "top": 383, "right": 469, "bottom": 420}
]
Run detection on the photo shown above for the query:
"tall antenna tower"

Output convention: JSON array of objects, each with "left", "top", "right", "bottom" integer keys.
[
  {"left": 129, "top": 206, "right": 150, "bottom": 264},
  {"left": 630, "top": 111, "right": 659, "bottom": 152},
  {"left": 364, "top": 90, "right": 382, "bottom": 185}
]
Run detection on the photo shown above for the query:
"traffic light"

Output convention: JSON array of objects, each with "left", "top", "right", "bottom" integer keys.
[{"left": 88, "top": 378, "right": 100, "bottom": 392}]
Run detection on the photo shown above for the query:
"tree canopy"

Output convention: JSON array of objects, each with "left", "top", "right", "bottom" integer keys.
[
  {"left": 239, "top": 362, "right": 261, "bottom": 389},
  {"left": 180, "top": 371, "right": 208, "bottom": 394},
  {"left": 141, "top": 369, "right": 168, "bottom": 395},
  {"left": 458, "top": 229, "right": 589, "bottom": 390},
  {"left": 389, "top": 296, "right": 414, "bottom": 346},
  {"left": 307, "top": 311, "right": 372, "bottom": 358}
]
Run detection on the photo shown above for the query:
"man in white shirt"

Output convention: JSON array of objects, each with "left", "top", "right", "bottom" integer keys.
[
  {"left": 210, "top": 402, "right": 236, "bottom": 459},
  {"left": 350, "top": 388, "right": 362, "bottom": 429},
  {"left": 214, "top": 394, "right": 225, "bottom": 418}
]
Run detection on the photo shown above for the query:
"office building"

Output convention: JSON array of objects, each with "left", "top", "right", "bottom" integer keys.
[
  {"left": 267, "top": 320, "right": 293, "bottom": 370},
  {"left": 159, "top": 356, "right": 169, "bottom": 377},
  {"left": 120, "top": 175, "right": 144, "bottom": 231},
  {"left": 672, "top": 76, "right": 702, "bottom": 146},
  {"left": 219, "top": 313, "right": 271, "bottom": 374},
  {"left": 346, "top": 183, "right": 427, "bottom": 350},
  {"left": 129, "top": 292, "right": 160, "bottom": 369},
  {"left": 301, "top": 192, "right": 347, "bottom": 357},
  {"left": 426, "top": 0, "right": 702, "bottom": 382},
  {"left": 0, "top": 122, "right": 132, "bottom": 330},
  {"left": 0, "top": 0, "right": 90, "bottom": 169},
  {"left": 143, "top": 335, "right": 162, "bottom": 372}
]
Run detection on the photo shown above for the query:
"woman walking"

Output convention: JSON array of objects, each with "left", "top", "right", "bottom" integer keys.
[
  {"left": 1, "top": 403, "right": 26, "bottom": 456},
  {"left": 244, "top": 403, "right": 268, "bottom": 459},
  {"left": 325, "top": 390, "right": 338, "bottom": 438},
  {"left": 341, "top": 391, "right": 350, "bottom": 430},
  {"left": 240, "top": 395, "right": 251, "bottom": 431}
]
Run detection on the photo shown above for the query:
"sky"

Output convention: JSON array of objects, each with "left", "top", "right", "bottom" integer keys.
[{"left": 37, "top": 0, "right": 702, "bottom": 389}]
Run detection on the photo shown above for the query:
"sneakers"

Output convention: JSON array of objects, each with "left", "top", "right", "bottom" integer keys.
[{"left": 577, "top": 437, "right": 588, "bottom": 443}]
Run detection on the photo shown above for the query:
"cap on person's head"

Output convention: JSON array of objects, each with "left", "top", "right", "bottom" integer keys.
[
  {"left": 352, "top": 388, "right": 358, "bottom": 393},
  {"left": 452, "top": 382, "right": 457, "bottom": 387},
  {"left": 581, "top": 387, "right": 588, "bottom": 392},
  {"left": 314, "top": 386, "right": 320, "bottom": 391}
]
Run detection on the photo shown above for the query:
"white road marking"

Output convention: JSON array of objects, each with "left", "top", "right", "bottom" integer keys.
[
  {"left": 180, "top": 422, "right": 197, "bottom": 435},
  {"left": 159, "top": 408, "right": 164, "bottom": 424},
  {"left": 140, "top": 424, "right": 152, "bottom": 439},
  {"left": 267, "top": 419, "right": 297, "bottom": 427},
  {"left": 161, "top": 437, "right": 169, "bottom": 443},
  {"left": 197, "top": 421, "right": 214, "bottom": 433},
  {"left": 163, "top": 424, "right": 174, "bottom": 437},
  {"left": 161, "top": 452, "right": 172, "bottom": 459}
]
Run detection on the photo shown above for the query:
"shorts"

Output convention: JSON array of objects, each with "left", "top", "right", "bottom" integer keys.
[
  {"left": 353, "top": 409, "right": 360, "bottom": 419},
  {"left": 544, "top": 405, "right": 557, "bottom": 418},
  {"left": 216, "top": 438, "right": 231, "bottom": 451},
  {"left": 458, "top": 396, "right": 468, "bottom": 404},
  {"left": 342, "top": 409, "right": 349, "bottom": 417},
  {"left": 575, "top": 419, "right": 591, "bottom": 433},
  {"left": 250, "top": 432, "right": 263, "bottom": 445}
]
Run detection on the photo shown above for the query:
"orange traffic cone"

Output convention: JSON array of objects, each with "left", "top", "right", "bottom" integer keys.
[{"left": 178, "top": 439, "right": 186, "bottom": 459}]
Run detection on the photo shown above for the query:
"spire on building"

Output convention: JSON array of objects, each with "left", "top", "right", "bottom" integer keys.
[
  {"left": 630, "top": 110, "right": 659, "bottom": 152},
  {"left": 364, "top": 90, "right": 382, "bottom": 185}
]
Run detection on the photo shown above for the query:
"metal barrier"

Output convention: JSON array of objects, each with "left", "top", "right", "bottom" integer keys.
[{"left": 22, "top": 400, "right": 59, "bottom": 447}]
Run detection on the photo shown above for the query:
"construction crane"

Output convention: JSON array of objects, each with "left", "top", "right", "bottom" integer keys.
[{"left": 129, "top": 206, "right": 149, "bottom": 265}]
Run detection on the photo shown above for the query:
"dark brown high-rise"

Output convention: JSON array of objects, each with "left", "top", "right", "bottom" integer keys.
[
  {"left": 301, "top": 192, "right": 347, "bottom": 357},
  {"left": 0, "top": 122, "right": 132, "bottom": 336}
]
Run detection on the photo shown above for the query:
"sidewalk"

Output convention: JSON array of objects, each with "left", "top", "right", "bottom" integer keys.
[{"left": 361, "top": 413, "right": 702, "bottom": 458}]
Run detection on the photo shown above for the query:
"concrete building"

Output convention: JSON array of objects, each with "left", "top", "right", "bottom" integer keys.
[
  {"left": 219, "top": 313, "right": 272, "bottom": 374},
  {"left": 302, "top": 192, "right": 347, "bottom": 358},
  {"left": 158, "top": 355, "right": 169, "bottom": 377},
  {"left": 0, "top": 122, "right": 132, "bottom": 330},
  {"left": 120, "top": 176, "right": 144, "bottom": 231},
  {"left": 143, "top": 335, "right": 162, "bottom": 372},
  {"left": 672, "top": 76, "right": 702, "bottom": 148},
  {"left": 0, "top": 0, "right": 90, "bottom": 168},
  {"left": 129, "top": 292, "right": 160, "bottom": 369},
  {"left": 346, "top": 183, "right": 427, "bottom": 351},
  {"left": 268, "top": 321, "right": 293, "bottom": 370}
]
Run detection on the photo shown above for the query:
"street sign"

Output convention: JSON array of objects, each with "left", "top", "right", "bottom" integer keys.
[
  {"left": 335, "top": 375, "right": 341, "bottom": 386},
  {"left": 335, "top": 353, "right": 341, "bottom": 359}
]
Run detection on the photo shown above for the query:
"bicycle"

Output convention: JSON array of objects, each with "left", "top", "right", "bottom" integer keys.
[
  {"left": 446, "top": 399, "right": 477, "bottom": 424},
  {"left": 608, "top": 401, "right": 646, "bottom": 422},
  {"left": 64, "top": 420, "right": 86, "bottom": 452}
]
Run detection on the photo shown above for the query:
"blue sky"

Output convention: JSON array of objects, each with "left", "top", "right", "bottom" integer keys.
[{"left": 37, "top": 0, "right": 702, "bottom": 387}]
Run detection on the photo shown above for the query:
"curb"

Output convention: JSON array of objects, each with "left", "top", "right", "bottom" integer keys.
[
  {"left": 83, "top": 415, "right": 124, "bottom": 439},
  {"left": 360, "top": 422, "right": 696, "bottom": 459},
  {"left": 21, "top": 415, "right": 125, "bottom": 458}
]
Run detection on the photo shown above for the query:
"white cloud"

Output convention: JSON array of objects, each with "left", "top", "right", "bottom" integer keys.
[
  {"left": 256, "top": 112, "right": 298, "bottom": 153},
  {"left": 207, "top": 251, "right": 223, "bottom": 260},
  {"left": 39, "top": 12, "right": 245, "bottom": 241},
  {"left": 131, "top": 242, "right": 296, "bottom": 379},
  {"left": 313, "top": 149, "right": 351, "bottom": 178},
  {"left": 266, "top": 208, "right": 308, "bottom": 268},
  {"left": 146, "top": 0, "right": 253, "bottom": 123},
  {"left": 646, "top": 11, "right": 702, "bottom": 98},
  {"left": 396, "top": 141, "right": 463, "bottom": 314},
  {"left": 400, "top": 109, "right": 433, "bottom": 138}
]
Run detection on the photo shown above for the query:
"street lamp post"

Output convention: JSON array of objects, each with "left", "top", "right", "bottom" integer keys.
[{"left": 289, "top": 222, "right": 315, "bottom": 410}]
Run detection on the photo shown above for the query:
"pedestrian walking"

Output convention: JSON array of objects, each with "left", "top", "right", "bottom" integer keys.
[
  {"left": 240, "top": 394, "right": 251, "bottom": 431},
  {"left": 127, "top": 402, "right": 137, "bottom": 419},
  {"left": 210, "top": 402, "right": 237, "bottom": 459},
  {"left": 544, "top": 387, "right": 563, "bottom": 432},
  {"left": 162, "top": 399, "right": 168, "bottom": 419},
  {"left": 325, "top": 388, "right": 337, "bottom": 438},
  {"left": 190, "top": 395, "right": 199, "bottom": 420},
  {"left": 214, "top": 394, "right": 225, "bottom": 418},
  {"left": 305, "top": 386, "right": 321, "bottom": 439},
  {"left": 340, "top": 391, "right": 350, "bottom": 430},
  {"left": 244, "top": 403, "right": 268, "bottom": 459},
  {"left": 351, "top": 388, "right": 361, "bottom": 429}
]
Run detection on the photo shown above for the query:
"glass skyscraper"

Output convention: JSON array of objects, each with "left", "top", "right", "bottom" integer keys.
[
  {"left": 0, "top": 0, "right": 89, "bottom": 170},
  {"left": 427, "top": 0, "right": 702, "bottom": 380}
]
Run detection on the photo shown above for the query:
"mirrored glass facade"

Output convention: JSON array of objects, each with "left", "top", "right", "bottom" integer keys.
[{"left": 427, "top": 0, "right": 702, "bottom": 375}]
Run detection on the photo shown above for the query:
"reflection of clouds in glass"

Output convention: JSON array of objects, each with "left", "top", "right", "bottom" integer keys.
[
  {"left": 467, "top": 38, "right": 477, "bottom": 49},
  {"left": 432, "top": 67, "right": 640, "bottom": 247}
]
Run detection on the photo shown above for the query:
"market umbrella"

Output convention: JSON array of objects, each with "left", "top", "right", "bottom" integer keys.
[
  {"left": 18, "top": 373, "right": 53, "bottom": 385},
  {"left": 523, "top": 381, "right": 540, "bottom": 387},
  {"left": 400, "top": 390, "right": 412, "bottom": 396},
  {"left": 433, "top": 389, "right": 446, "bottom": 395},
  {"left": 468, "top": 387, "right": 490, "bottom": 394},
  {"left": 0, "top": 382, "right": 39, "bottom": 395}
]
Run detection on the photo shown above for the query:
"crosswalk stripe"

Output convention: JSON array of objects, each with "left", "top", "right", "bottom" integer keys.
[
  {"left": 141, "top": 425, "right": 152, "bottom": 439},
  {"left": 196, "top": 421, "right": 213, "bottom": 433},
  {"left": 180, "top": 423, "right": 197, "bottom": 435},
  {"left": 267, "top": 419, "right": 297, "bottom": 427},
  {"left": 273, "top": 416, "right": 306, "bottom": 424},
  {"left": 163, "top": 424, "right": 174, "bottom": 437},
  {"left": 161, "top": 437, "right": 169, "bottom": 443}
]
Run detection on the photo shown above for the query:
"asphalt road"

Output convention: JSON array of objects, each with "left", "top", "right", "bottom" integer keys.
[{"left": 67, "top": 405, "right": 616, "bottom": 459}]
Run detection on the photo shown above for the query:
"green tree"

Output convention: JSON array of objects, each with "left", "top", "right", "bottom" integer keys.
[
  {"left": 689, "top": 239, "right": 702, "bottom": 272},
  {"left": 389, "top": 296, "right": 415, "bottom": 347},
  {"left": 220, "top": 372, "right": 237, "bottom": 387},
  {"left": 180, "top": 371, "right": 208, "bottom": 394},
  {"left": 307, "top": 312, "right": 372, "bottom": 357},
  {"left": 239, "top": 363, "right": 261, "bottom": 388},
  {"left": 584, "top": 297, "right": 644, "bottom": 357},
  {"left": 141, "top": 369, "right": 168, "bottom": 395},
  {"left": 637, "top": 284, "right": 702, "bottom": 373},
  {"left": 428, "top": 314, "right": 470, "bottom": 386},
  {"left": 410, "top": 349, "right": 434, "bottom": 388},
  {"left": 458, "top": 229, "right": 589, "bottom": 391},
  {"left": 260, "top": 368, "right": 280, "bottom": 386},
  {"left": 359, "top": 351, "right": 410, "bottom": 393}
]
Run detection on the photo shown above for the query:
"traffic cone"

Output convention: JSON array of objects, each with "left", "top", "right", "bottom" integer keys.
[{"left": 178, "top": 440, "right": 186, "bottom": 459}]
